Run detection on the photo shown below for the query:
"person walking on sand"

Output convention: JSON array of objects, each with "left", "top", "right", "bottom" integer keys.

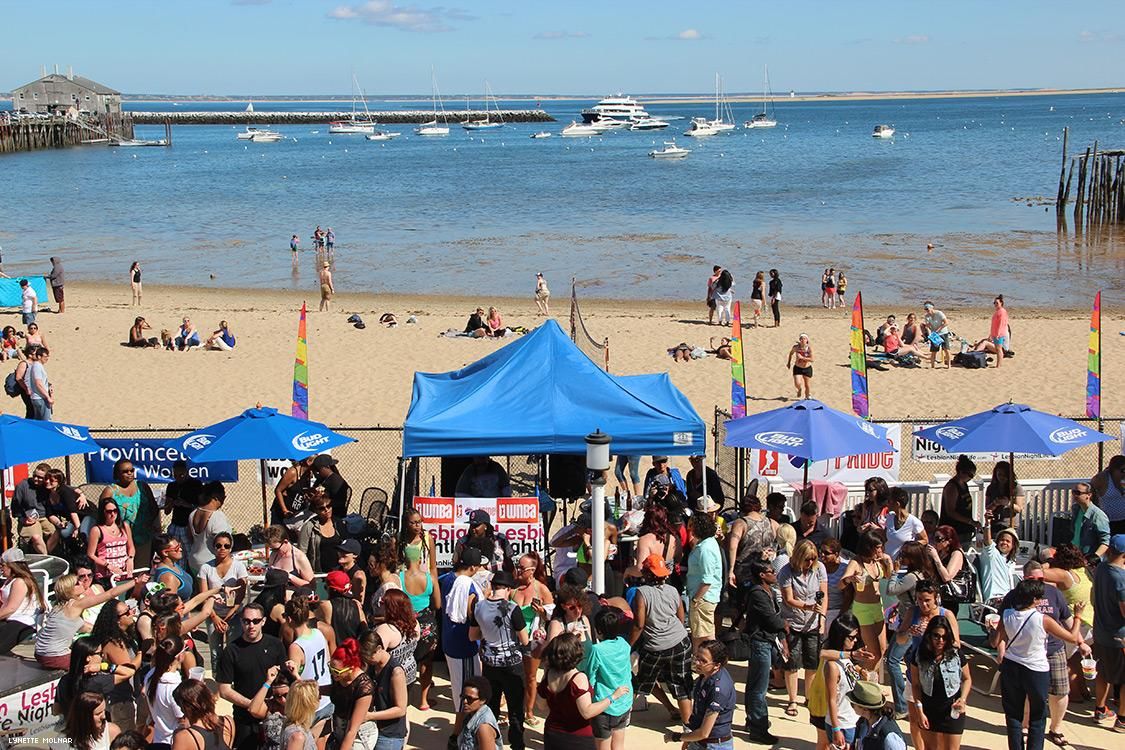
[
  {"left": 129, "top": 262, "right": 142, "bottom": 306},
  {"left": 535, "top": 273, "right": 550, "bottom": 316},
  {"left": 768, "top": 269, "right": 782, "bottom": 327},
  {"left": 48, "top": 257, "right": 65, "bottom": 314},
  {"left": 787, "top": 334, "right": 814, "bottom": 400},
  {"left": 750, "top": 271, "right": 764, "bottom": 327},
  {"left": 713, "top": 268, "right": 734, "bottom": 326},
  {"left": 19, "top": 280, "right": 37, "bottom": 327},
  {"left": 319, "top": 262, "right": 334, "bottom": 312},
  {"left": 706, "top": 266, "right": 721, "bottom": 325},
  {"left": 837, "top": 270, "right": 848, "bottom": 308}
]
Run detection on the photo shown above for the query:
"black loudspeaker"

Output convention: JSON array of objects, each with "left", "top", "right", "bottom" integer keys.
[
  {"left": 1050, "top": 514, "right": 1073, "bottom": 548},
  {"left": 548, "top": 454, "right": 587, "bottom": 499},
  {"left": 440, "top": 456, "right": 475, "bottom": 498}
]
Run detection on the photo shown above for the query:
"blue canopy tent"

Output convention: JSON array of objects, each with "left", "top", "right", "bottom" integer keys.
[{"left": 402, "top": 321, "right": 706, "bottom": 458}]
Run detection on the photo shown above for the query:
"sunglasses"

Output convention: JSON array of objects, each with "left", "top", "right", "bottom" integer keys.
[
  {"left": 77, "top": 572, "right": 93, "bottom": 580},
  {"left": 242, "top": 617, "right": 265, "bottom": 625},
  {"left": 460, "top": 693, "right": 481, "bottom": 703},
  {"left": 214, "top": 543, "right": 232, "bottom": 549},
  {"left": 930, "top": 634, "right": 948, "bottom": 641},
  {"left": 845, "top": 633, "right": 859, "bottom": 641},
  {"left": 329, "top": 666, "right": 351, "bottom": 676},
  {"left": 934, "top": 536, "right": 948, "bottom": 543},
  {"left": 104, "top": 508, "right": 119, "bottom": 515}
]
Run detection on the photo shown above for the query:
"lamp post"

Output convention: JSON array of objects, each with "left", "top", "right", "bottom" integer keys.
[{"left": 585, "top": 429, "right": 612, "bottom": 595}]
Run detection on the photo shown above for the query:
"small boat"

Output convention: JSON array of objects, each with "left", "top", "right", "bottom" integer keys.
[
  {"left": 248, "top": 130, "right": 283, "bottom": 142},
  {"left": 629, "top": 118, "right": 670, "bottom": 131},
  {"left": 365, "top": 131, "right": 401, "bottom": 141},
  {"left": 650, "top": 140, "right": 690, "bottom": 159},
  {"left": 462, "top": 82, "right": 506, "bottom": 131},
  {"left": 111, "top": 139, "right": 168, "bottom": 147},
  {"left": 561, "top": 121, "right": 599, "bottom": 137},
  {"left": 872, "top": 124, "right": 895, "bottom": 138},
  {"left": 236, "top": 126, "right": 261, "bottom": 140},
  {"left": 683, "top": 117, "right": 720, "bottom": 137},
  {"left": 744, "top": 66, "right": 779, "bottom": 128},
  {"left": 417, "top": 69, "right": 450, "bottom": 136},
  {"left": 530, "top": 131, "right": 552, "bottom": 139}
]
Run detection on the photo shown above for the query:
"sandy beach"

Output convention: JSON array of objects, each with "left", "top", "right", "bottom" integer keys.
[{"left": 28, "top": 282, "right": 1120, "bottom": 430}]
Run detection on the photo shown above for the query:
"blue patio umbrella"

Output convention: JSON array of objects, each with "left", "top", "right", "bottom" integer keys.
[
  {"left": 167, "top": 406, "right": 355, "bottom": 463},
  {"left": 724, "top": 399, "right": 895, "bottom": 487},
  {"left": 0, "top": 414, "right": 100, "bottom": 470},
  {"left": 914, "top": 402, "right": 1113, "bottom": 456}
]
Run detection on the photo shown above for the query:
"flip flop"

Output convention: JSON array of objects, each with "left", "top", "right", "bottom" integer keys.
[
  {"left": 785, "top": 702, "right": 799, "bottom": 717},
  {"left": 1046, "top": 732, "right": 1070, "bottom": 748}
]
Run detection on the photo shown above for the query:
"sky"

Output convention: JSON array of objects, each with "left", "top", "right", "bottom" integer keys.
[{"left": 2, "top": 0, "right": 1122, "bottom": 96}]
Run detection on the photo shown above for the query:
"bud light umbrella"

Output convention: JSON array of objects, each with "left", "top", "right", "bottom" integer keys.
[
  {"left": 723, "top": 399, "right": 895, "bottom": 488},
  {"left": 0, "top": 414, "right": 102, "bottom": 550},
  {"left": 914, "top": 402, "right": 1113, "bottom": 459},
  {"left": 168, "top": 406, "right": 355, "bottom": 463}
]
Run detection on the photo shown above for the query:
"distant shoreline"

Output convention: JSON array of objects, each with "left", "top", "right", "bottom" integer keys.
[{"left": 3, "top": 86, "right": 1116, "bottom": 106}]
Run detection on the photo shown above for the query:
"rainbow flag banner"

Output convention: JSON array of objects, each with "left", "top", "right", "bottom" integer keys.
[
  {"left": 730, "top": 301, "right": 747, "bottom": 419},
  {"left": 1087, "top": 291, "right": 1101, "bottom": 419},
  {"left": 291, "top": 303, "right": 309, "bottom": 420},
  {"left": 850, "top": 292, "right": 869, "bottom": 419}
]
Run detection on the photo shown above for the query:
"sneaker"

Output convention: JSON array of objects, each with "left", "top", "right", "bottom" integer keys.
[
  {"left": 1094, "top": 706, "right": 1117, "bottom": 725},
  {"left": 746, "top": 731, "right": 779, "bottom": 745},
  {"left": 1115, "top": 719, "right": 1125, "bottom": 733}
]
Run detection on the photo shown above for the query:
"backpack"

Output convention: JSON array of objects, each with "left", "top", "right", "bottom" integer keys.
[
  {"left": 3, "top": 371, "right": 19, "bottom": 398},
  {"left": 717, "top": 630, "right": 751, "bottom": 662},
  {"left": 953, "top": 351, "right": 988, "bottom": 369}
]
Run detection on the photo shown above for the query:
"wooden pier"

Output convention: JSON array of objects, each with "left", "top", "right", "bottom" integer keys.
[
  {"left": 1056, "top": 126, "right": 1125, "bottom": 229},
  {"left": 131, "top": 109, "right": 555, "bottom": 125},
  {"left": 0, "top": 114, "right": 134, "bottom": 155}
]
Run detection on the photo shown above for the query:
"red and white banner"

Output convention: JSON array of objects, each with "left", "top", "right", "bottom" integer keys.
[
  {"left": 749, "top": 423, "right": 901, "bottom": 484},
  {"left": 414, "top": 496, "right": 546, "bottom": 569}
]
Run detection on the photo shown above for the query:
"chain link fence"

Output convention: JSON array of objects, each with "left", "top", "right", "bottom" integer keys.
[{"left": 711, "top": 405, "right": 1116, "bottom": 508}]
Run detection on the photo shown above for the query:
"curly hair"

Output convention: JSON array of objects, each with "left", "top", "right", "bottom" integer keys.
[
  {"left": 1051, "top": 543, "right": 1088, "bottom": 571},
  {"left": 380, "top": 589, "right": 417, "bottom": 636}
]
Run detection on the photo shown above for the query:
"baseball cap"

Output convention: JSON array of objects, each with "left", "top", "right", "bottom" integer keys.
[
  {"left": 1, "top": 548, "right": 25, "bottom": 563},
  {"left": 491, "top": 571, "right": 516, "bottom": 590},
  {"left": 459, "top": 547, "right": 485, "bottom": 568},
  {"left": 337, "top": 539, "right": 361, "bottom": 556},
  {"left": 468, "top": 510, "right": 491, "bottom": 527},
  {"left": 653, "top": 456, "right": 669, "bottom": 463},
  {"left": 1110, "top": 534, "right": 1125, "bottom": 554},
  {"left": 326, "top": 570, "right": 352, "bottom": 593},
  {"left": 312, "top": 454, "right": 338, "bottom": 470},
  {"left": 642, "top": 553, "right": 672, "bottom": 578}
]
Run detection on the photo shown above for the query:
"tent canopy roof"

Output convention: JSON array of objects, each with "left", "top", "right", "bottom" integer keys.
[{"left": 403, "top": 321, "right": 705, "bottom": 458}]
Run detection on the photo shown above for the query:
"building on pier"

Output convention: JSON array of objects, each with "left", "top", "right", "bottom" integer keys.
[{"left": 11, "top": 67, "right": 121, "bottom": 116}]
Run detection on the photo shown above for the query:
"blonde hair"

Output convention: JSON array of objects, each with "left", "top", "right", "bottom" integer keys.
[
  {"left": 775, "top": 524, "right": 797, "bottom": 558},
  {"left": 284, "top": 680, "right": 319, "bottom": 729},
  {"left": 790, "top": 539, "right": 818, "bottom": 572},
  {"left": 53, "top": 574, "right": 79, "bottom": 606}
]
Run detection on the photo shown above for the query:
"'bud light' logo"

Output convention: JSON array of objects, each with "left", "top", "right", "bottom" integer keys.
[
  {"left": 292, "top": 431, "right": 330, "bottom": 453},
  {"left": 935, "top": 426, "right": 965, "bottom": 441},
  {"left": 754, "top": 431, "right": 805, "bottom": 448},
  {"left": 55, "top": 425, "right": 87, "bottom": 441},
  {"left": 183, "top": 434, "right": 214, "bottom": 452},
  {"left": 859, "top": 421, "right": 877, "bottom": 437},
  {"left": 1049, "top": 427, "right": 1086, "bottom": 445}
]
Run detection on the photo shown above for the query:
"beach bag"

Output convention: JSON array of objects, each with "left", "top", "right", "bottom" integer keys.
[
  {"left": 941, "top": 564, "right": 977, "bottom": 605},
  {"left": 717, "top": 630, "right": 752, "bottom": 662},
  {"left": 806, "top": 662, "right": 828, "bottom": 717},
  {"left": 3, "top": 372, "right": 19, "bottom": 398},
  {"left": 953, "top": 351, "right": 987, "bottom": 369}
]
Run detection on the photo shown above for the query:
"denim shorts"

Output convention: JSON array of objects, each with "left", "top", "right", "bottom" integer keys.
[{"left": 591, "top": 710, "right": 630, "bottom": 739}]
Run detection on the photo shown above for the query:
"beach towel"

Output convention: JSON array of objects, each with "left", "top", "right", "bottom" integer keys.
[{"left": 445, "top": 574, "right": 481, "bottom": 624}]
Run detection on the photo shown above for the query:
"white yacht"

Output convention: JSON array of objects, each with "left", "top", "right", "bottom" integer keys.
[
  {"left": 683, "top": 117, "right": 721, "bottom": 137},
  {"left": 329, "top": 75, "right": 377, "bottom": 134},
  {"left": 580, "top": 95, "right": 650, "bottom": 123},
  {"left": 561, "top": 121, "right": 600, "bottom": 137},
  {"left": 236, "top": 126, "right": 264, "bottom": 140},
  {"left": 589, "top": 118, "right": 629, "bottom": 132},
  {"left": 365, "top": 131, "right": 401, "bottom": 141},
  {"left": 650, "top": 140, "right": 690, "bottom": 159},
  {"left": 248, "top": 129, "right": 283, "bottom": 142},
  {"left": 872, "top": 124, "right": 895, "bottom": 138}
]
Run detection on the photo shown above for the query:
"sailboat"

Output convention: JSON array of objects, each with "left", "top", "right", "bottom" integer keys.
[
  {"left": 708, "top": 74, "right": 737, "bottom": 132},
  {"left": 416, "top": 71, "right": 450, "bottom": 136},
  {"left": 745, "top": 65, "right": 778, "bottom": 129},
  {"left": 462, "top": 82, "right": 505, "bottom": 131},
  {"left": 329, "top": 75, "right": 377, "bottom": 134}
]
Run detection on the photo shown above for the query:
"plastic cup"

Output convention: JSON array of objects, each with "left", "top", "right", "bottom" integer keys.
[
  {"left": 950, "top": 707, "right": 962, "bottom": 720},
  {"left": 985, "top": 613, "right": 1000, "bottom": 629},
  {"left": 854, "top": 572, "right": 867, "bottom": 593},
  {"left": 1081, "top": 658, "right": 1097, "bottom": 681},
  {"left": 189, "top": 666, "right": 205, "bottom": 681}
]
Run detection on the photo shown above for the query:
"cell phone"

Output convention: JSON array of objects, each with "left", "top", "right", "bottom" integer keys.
[{"left": 532, "top": 597, "right": 542, "bottom": 606}]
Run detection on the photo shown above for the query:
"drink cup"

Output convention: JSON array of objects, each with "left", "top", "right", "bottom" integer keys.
[
  {"left": 985, "top": 613, "right": 1000, "bottom": 629},
  {"left": 189, "top": 666, "right": 205, "bottom": 681},
  {"left": 854, "top": 572, "right": 867, "bottom": 593},
  {"left": 1081, "top": 658, "right": 1097, "bottom": 681},
  {"left": 224, "top": 587, "right": 236, "bottom": 608},
  {"left": 950, "top": 707, "right": 962, "bottom": 720}
]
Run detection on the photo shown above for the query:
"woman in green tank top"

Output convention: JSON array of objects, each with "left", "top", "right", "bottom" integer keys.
[
  {"left": 512, "top": 551, "right": 554, "bottom": 727},
  {"left": 399, "top": 542, "right": 439, "bottom": 710}
]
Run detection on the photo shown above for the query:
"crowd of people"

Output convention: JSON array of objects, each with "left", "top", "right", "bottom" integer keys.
[
  {"left": 0, "top": 447, "right": 1123, "bottom": 750},
  {"left": 126, "top": 316, "right": 236, "bottom": 352}
]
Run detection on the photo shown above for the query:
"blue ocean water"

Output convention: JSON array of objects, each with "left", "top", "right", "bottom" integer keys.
[{"left": 1, "top": 93, "right": 1123, "bottom": 306}]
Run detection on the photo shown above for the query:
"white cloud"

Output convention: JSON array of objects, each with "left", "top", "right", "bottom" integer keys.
[
  {"left": 896, "top": 34, "right": 930, "bottom": 45},
  {"left": 533, "top": 30, "right": 590, "bottom": 40},
  {"left": 1078, "top": 30, "right": 1096, "bottom": 42},
  {"left": 327, "top": 1, "right": 467, "bottom": 32},
  {"left": 677, "top": 28, "right": 702, "bottom": 40}
]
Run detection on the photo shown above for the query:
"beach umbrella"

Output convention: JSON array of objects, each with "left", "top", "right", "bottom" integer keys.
[
  {"left": 913, "top": 403, "right": 1114, "bottom": 457},
  {"left": 724, "top": 399, "right": 895, "bottom": 489},
  {"left": 0, "top": 414, "right": 102, "bottom": 550},
  {"left": 0, "top": 414, "right": 100, "bottom": 469},
  {"left": 166, "top": 406, "right": 354, "bottom": 463}
]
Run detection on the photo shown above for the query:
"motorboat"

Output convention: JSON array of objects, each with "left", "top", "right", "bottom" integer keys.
[
  {"left": 650, "top": 140, "right": 690, "bottom": 159},
  {"left": 111, "top": 139, "right": 168, "bottom": 147},
  {"left": 561, "top": 121, "right": 600, "bottom": 137},
  {"left": 236, "top": 126, "right": 264, "bottom": 140},
  {"left": 248, "top": 129, "right": 283, "bottom": 142},
  {"left": 365, "top": 131, "right": 401, "bottom": 141},
  {"left": 744, "top": 66, "right": 779, "bottom": 128},
  {"left": 629, "top": 118, "right": 670, "bottom": 131},
  {"left": 683, "top": 117, "right": 721, "bottom": 137},
  {"left": 417, "top": 69, "right": 450, "bottom": 136},
  {"left": 872, "top": 124, "right": 895, "bottom": 138},
  {"left": 530, "top": 131, "right": 552, "bottom": 139},
  {"left": 580, "top": 94, "right": 650, "bottom": 123},
  {"left": 589, "top": 118, "right": 629, "bottom": 132},
  {"left": 415, "top": 120, "right": 449, "bottom": 136},
  {"left": 745, "top": 112, "right": 778, "bottom": 129}
]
